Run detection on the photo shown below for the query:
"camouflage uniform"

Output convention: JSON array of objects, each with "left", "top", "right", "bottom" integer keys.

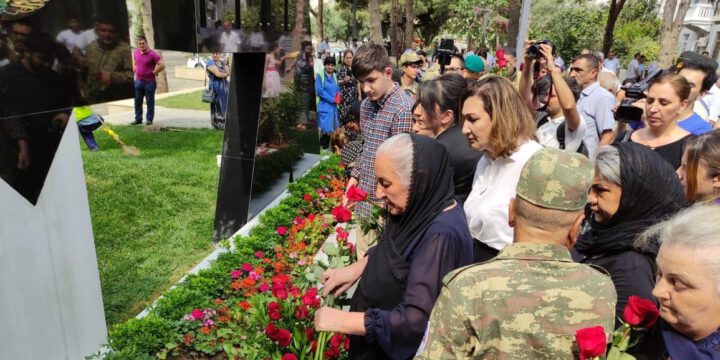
[
  {"left": 84, "top": 40, "right": 133, "bottom": 103},
  {"left": 416, "top": 149, "right": 617, "bottom": 359}
]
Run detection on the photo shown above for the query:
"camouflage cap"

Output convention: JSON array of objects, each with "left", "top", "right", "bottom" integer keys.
[{"left": 516, "top": 148, "right": 593, "bottom": 211}]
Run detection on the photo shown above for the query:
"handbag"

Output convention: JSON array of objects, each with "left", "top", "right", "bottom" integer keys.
[{"left": 201, "top": 70, "right": 214, "bottom": 103}]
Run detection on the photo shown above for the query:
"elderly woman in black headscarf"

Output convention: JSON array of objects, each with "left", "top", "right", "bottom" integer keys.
[
  {"left": 573, "top": 143, "right": 687, "bottom": 321},
  {"left": 314, "top": 133, "right": 474, "bottom": 360}
]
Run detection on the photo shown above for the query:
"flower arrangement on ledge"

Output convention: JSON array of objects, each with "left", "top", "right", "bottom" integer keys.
[{"left": 99, "top": 155, "right": 358, "bottom": 360}]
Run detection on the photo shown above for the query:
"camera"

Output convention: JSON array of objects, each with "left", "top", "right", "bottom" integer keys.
[
  {"left": 526, "top": 40, "right": 555, "bottom": 59},
  {"left": 436, "top": 38, "right": 455, "bottom": 72},
  {"left": 615, "top": 67, "right": 671, "bottom": 123}
]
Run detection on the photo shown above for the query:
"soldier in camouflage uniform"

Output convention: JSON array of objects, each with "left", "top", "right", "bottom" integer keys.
[
  {"left": 416, "top": 148, "right": 617, "bottom": 359},
  {"left": 83, "top": 20, "right": 133, "bottom": 103}
]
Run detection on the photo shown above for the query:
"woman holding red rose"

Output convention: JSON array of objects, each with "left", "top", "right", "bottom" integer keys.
[
  {"left": 314, "top": 134, "right": 473, "bottom": 359},
  {"left": 638, "top": 205, "right": 720, "bottom": 359}
]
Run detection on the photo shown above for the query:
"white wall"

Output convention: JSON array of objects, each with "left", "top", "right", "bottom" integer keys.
[{"left": 0, "top": 120, "right": 107, "bottom": 359}]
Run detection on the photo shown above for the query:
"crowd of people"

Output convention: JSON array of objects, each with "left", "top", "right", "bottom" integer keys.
[{"left": 308, "top": 41, "right": 720, "bottom": 359}]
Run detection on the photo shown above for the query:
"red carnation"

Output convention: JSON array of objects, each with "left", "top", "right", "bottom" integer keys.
[
  {"left": 623, "top": 296, "right": 660, "bottom": 328},
  {"left": 330, "top": 333, "right": 344, "bottom": 348},
  {"left": 277, "top": 226, "right": 288, "bottom": 236},
  {"left": 332, "top": 206, "right": 352, "bottom": 223},
  {"left": 272, "top": 282, "right": 288, "bottom": 300},
  {"left": 295, "top": 304, "right": 309, "bottom": 319},
  {"left": 346, "top": 185, "right": 368, "bottom": 201},
  {"left": 282, "top": 354, "right": 298, "bottom": 360},
  {"left": 303, "top": 193, "right": 313, "bottom": 202},
  {"left": 241, "top": 263, "right": 253, "bottom": 272},
  {"left": 575, "top": 326, "right": 607, "bottom": 360},
  {"left": 304, "top": 327, "right": 314, "bottom": 341},
  {"left": 268, "top": 302, "right": 282, "bottom": 321},
  {"left": 265, "top": 323, "right": 292, "bottom": 347}
]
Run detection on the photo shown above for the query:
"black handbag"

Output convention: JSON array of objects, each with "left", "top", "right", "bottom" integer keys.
[{"left": 201, "top": 70, "right": 214, "bottom": 103}]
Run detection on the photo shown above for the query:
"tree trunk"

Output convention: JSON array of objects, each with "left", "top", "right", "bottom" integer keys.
[
  {"left": 139, "top": 0, "right": 169, "bottom": 93},
  {"left": 506, "top": 0, "right": 522, "bottom": 48},
  {"left": 602, "top": 0, "right": 626, "bottom": 57},
  {"left": 658, "top": 0, "right": 691, "bottom": 67},
  {"left": 368, "top": 0, "right": 382, "bottom": 44},
  {"left": 292, "top": 0, "right": 305, "bottom": 52},
  {"left": 316, "top": 0, "right": 324, "bottom": 42},
  {"left": 390, "top": 0, "right": 399, "bottom": 56},
  {"left": 404, "top": 0, "right": 414, "bottom": 49}
]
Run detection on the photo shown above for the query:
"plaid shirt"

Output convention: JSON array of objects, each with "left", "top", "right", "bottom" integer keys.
[{"left": 351, "top": 84, "right": 413, "bottom": 219}]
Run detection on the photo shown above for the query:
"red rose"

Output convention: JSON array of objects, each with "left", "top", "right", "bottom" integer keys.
[
  {"left": 575, "top": 326, "right": 607, "bottom": 360},
  {"left": 324, "top": 347, "right": 340, "bottom": 359},
  {"left": 332, "top": 206, "right": 352, "bottom": 223},
  {"left": 329, "top": 333, "right": 343, "bottom": 348},
  {"left": 623, "top": 296, "right": 660, "bottom": 328},
  {"left": 277, "top": 226, "right": 288, "bottom": 236},
  {"left": 346, "top": 185, "right": 368, "bottom": 201},
  {"left": 282, "top": 354, "right": 298, "bottom": 360}
]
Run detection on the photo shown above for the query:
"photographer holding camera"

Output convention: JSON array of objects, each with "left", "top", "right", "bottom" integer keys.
[{"left": 520, "top": 41, "right": 587, "bottom": 154}]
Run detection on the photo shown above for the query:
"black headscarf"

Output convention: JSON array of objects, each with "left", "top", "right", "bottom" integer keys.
[
  {"left": 379, "top": 134, "right": 456, "bottom": 280},
  {"left": 575, "top": 142, "right": 686, "bottom": 257}
]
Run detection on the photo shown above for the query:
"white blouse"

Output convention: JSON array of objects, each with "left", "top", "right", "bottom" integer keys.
[{"left": 463, "top": 140, "right": 543, "bottom": 250}]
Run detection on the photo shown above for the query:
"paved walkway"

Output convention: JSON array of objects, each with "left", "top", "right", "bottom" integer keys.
[{"left": 101, "top": 106, "right": 213, "bottom": 129}]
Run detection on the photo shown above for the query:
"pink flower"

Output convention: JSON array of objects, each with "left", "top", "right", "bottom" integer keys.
[
  {"left": 277, "top": 226, "right": 288, "bottom": 236},
  {"left": 297, "top": 259, "right": 306, "bottom": 266},
  {"left": 191, "top": 309, "right": 204, "bottom": 320},
  {"left": 249, "top": 271, "right": 260, "bottom": 280},
  {"left": 258, "top": 282, "right": 270, "bottom": 292},
  {"left": 241, "top": 263, "right": 253, "bottom": 272},
  {"left": 255, "top": 251, "right": 265, "bottom": 258},
  {"left": 231, "top": 270, "right": 242, "bottom": 279},
  {"left": 289, "top": 252, "right": 297, "bottom": 259},
  {"left": 204, "top": 319, "right": 214, "bottom": 327}
]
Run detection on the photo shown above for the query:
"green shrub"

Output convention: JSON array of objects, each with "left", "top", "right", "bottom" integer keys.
[
  {"left": 108, "top": 315, "right": 176, "bottom": 357},
  {"left": 152, "top": 288, "right": 213, "bottom": 321}
]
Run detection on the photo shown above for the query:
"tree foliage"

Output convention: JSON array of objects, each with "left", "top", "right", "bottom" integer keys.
[{"left": 529, "top": 0, "right": 607, "bottom": 63}]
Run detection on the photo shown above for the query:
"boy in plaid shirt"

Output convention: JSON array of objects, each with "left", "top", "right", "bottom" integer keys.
[{"left": 343, "top": 44, "right": 414, "bottom": 257}]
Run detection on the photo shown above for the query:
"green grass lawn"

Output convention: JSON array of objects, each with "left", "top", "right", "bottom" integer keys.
[
  {"left": 155, "top": 90, "right": 209, "bottom": 111},
  {"left": 82, "top": 126, "right": 222, "bottom": 326}
]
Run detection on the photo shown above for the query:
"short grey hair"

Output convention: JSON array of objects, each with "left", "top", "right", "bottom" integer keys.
[
  {"left": 637, "top": 205, "right": 720, "bottom": 292},
  {"left": 595, "top": 146, "right": 621, "bottom": 186},
  {"left": 376, "top": 133, "right": 414, "bottom": 188}
]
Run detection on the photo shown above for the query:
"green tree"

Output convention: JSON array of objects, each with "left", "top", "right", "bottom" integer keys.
[{"left": 529, "top": 0, "right": 607, "bottom": 63}]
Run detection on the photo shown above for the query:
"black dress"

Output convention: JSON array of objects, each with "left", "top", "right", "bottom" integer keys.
[
  {"left": 435, "top": 124, "right": 483, "bottom": 204},
  {"left": 627, "top": 134, "right": 693, "bottom": 170},
  {"left": 338, "top": 64, "right": 358, "bottom": 121},
  {"left": 348, "top": 134, "right": 473, "bottom": 360}
]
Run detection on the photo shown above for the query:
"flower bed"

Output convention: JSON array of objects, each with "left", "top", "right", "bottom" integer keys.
[{"left": 100, "top": 155, "right": 355, "bottom": 360}]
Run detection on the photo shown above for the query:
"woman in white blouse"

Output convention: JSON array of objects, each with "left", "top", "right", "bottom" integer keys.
[{"left": 461, "top": 76, "right": 543, "bottom": 262}]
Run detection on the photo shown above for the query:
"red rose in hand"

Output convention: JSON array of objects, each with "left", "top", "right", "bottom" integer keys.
[
  {"left": 332, "top": 206, "right": 352, "bottom": 223},
  {"left": 346, "top": 185, "right": 368, "bottom": 201},
  {"left": 281, "top": 354, "right": 298, "bottom": 360},
  {"left": 575, "top": 326, "right": 607, "bottom": 360},
  {"left": 623, "top": 295, "right": 660, "bottom": 328}
]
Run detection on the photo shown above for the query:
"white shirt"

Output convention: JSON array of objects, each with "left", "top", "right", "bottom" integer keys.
[
  {"left": 537, "top": 114, "right": 587, "bottom": 152},
  {"left": 464, "top": 140, "right": 544, "bottom": 251},
  {"left": 697, "top": 84, "right": 720, "bottom": 123},
  {"left": 56, "top": 29, "right": 82, "bottom": 51},
  {"left": 220, "top": 30, "right": 242, "bottom": 53},
  {"left": 75, "top": 28, "right": 98, "bottom": 54},
  {"left": 603, "top": 58, "right": 620, "bottom": 74}
]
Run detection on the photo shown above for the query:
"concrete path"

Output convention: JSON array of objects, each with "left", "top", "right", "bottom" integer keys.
[{"left": 101, "top": 106, "right": 213, "bottom": 129}]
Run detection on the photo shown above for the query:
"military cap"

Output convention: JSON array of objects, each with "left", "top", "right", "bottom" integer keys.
[
  {"left": 677, "top": 51, "right": 718, "bottom": 72},
  {"left": 516, "top": 148, "right": 593, "bottom": 211},
  {"left": 400, "top": 51, "right": 422, "bottom": 66}
]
